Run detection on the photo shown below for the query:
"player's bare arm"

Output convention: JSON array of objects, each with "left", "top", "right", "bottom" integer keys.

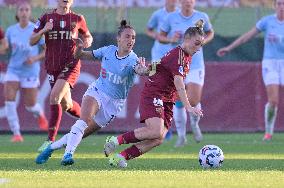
[
  {"left": 30, "top": 20, "right": 53, "bottom": 46},
  {"left": 0, "top": 37, "right": 8, "bottom": 54},
  {"left": 73, "top": 38, "right": 93, "bottom": 60},
  {"left": 134, "top": 57, "right": 150, "bottom": 76},
  {"left": 174, "top": 75, "right": 203, "bottom": 117},
  {"left": 82, "top": 31, "right": 93, "bottom": 48}
]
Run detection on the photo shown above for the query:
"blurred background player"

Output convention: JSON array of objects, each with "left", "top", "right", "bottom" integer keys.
[
  {"left": 0, "top": 26, "right": 8, "bottom": 54},
  {"left": 35, "top": 20, "right": 149, "bottom": 165},
  {"left": 104, "top": 23, "right": 204, "bottom": 168},
  {"left": 159, "top": 0, "right": 214, "bottom": 147},
  {"left": 30, "top": 0, "right": 93, "bottom": 151},
  {"left": 2, "top": 2, "right": 47, "bottom": 142},
  {"left": 145, "top": 0, "right": 179, "bottom": 140},
  {"left": 217, "top": 0, "right": 284, "bottom": 141}
]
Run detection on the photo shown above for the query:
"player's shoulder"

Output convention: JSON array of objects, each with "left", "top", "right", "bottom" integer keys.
[
  {"left": 128, "top": 50, "right": 138, "bottom": 61},
  {"left": 6, "top": 23, "right": 17, "bottom": 32},
  {"left": 70, "top": 11, "right": 85, "bottom": 19},
  {"left": 193, "top": 9, "right": 209, "bottom": 18},
  {"left": 260, "top": 14, "right": 275, "bottom": 22}
]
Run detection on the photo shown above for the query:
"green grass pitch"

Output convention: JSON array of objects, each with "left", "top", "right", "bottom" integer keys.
[{"left": 0, "top": 133, "right": 283, "bottom": 188}]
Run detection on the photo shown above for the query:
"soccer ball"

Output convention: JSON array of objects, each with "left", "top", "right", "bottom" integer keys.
[{"left": 198, "top": 145, "right": 224, "bottom": 169}]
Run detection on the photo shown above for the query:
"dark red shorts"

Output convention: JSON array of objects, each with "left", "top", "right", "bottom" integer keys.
[
  {"left": 139, "top": 96, "right": 174, "bottom": 129},
  {"left": 46, "top": 64, "right": 80, "bottom": 89}
]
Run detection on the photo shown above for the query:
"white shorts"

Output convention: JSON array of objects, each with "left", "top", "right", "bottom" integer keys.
[
  {"left": 262, "top": 59, "right": 284, "bottom": 86},
  {"left": 83, "top": 85, "right": 126, "bottom": 128},
  {"left": 4, "top": 72, "right": 40, "bottom": 88},
  {"left": 184, "top": 68, "right": 205, "bottom": 86}
]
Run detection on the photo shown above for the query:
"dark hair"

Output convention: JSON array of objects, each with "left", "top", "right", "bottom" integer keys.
[
  {"left": 184, "top": 19, "right": 205, "bottom": 37},
  {"left": 117, "top": 20, "right": 134, "bottom": 36}
]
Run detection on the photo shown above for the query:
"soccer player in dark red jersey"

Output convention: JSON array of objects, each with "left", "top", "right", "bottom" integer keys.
[
  {"left": 104, "top": 21, "right": 205, "bottom": 168},
  {"left": 30, "top": 0, "right": 93, "bottom": 152}
]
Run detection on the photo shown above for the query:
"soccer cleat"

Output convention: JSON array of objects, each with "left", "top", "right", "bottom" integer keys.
[
  {"left": 191, "top": 123, "right": 203, "bottom": 143},
  {"left": 38, "top": 114, "right": 48, "bottom": 131},
  {"left": 109, "top": 154, "right": 127, "bottom": 168},
  {"left": 35, "top": 145, "right": 54, "bottom": 164},
  {"left": 104, "top": 136, "right": 118, "bottom": 157},
  {"left": 263, "top": 133, "right": 272, "bottom": 141},
  {"left": 37, "top": 140, "right": 53, "bottom": 153},
  {"left": 61, "top": 153, "right": 74, "bottom": 166},
  {"left": 174, "top": 136, "right": 187, "bottom": 148},
  {"left": 11, "top": 135, "right": 24, "bottom": 143}
]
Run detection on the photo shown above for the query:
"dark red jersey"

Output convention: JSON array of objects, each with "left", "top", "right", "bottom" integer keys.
[
  {"left": 34, "top": 9, "right": 90, "bottom": 72},
  {"left": 0, "top": 27, "right": 4, "bottom": 40},
  {"left": 142, "top": 46, "right": 192, "bottom": 103}
]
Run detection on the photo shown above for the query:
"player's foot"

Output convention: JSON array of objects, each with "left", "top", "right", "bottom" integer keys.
[
  {"left": 104, "top": 136, "right": 118, "bottom": 157},
  {"left": 174, "top": 136, "right": 187, "bottom": 147},
  {"left": 109, "top": 154, "right": 127, "bottom": 168},
  {"left": 11, "top": 135, "right": 24, "bottom": 143},
  {"left": 38, "top": 114, "right": 48, "bottom": 131},
  {"left": 35, "top": 145, "right": 54, "bottom": 164},
  {"left": 61, "top": 153, "right": 74, "bottom": 166},
  {"left": 165, "top": 129, "right": 173, "bottom": 141},
  {"left": 37, "top": 140, "right": 53, "bottom": 153},
  {"left": 191, "top": 123, "right": 203, "bottom": 143},
  {"left": 263, "top": 133, "right": 272, "bottom": 141}
]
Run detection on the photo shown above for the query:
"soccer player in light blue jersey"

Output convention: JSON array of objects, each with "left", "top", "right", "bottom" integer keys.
[
  {"left": 2, "top": 2, "right": 48, "bottom": 142},
  {"left": 146, "top": 0, "right": 179, "bottom": 141},
  {"left": 159, "top": 0, "right": 214, "bottom": 147},
  {"left": 35, "top": 20, "right": 149, "bottom": 165},
  {"left": 217, "top": 0, "right": 284, "bottom": 141},
  {"left": 146, "top": 0, "right": 178, "bottom": 62}
]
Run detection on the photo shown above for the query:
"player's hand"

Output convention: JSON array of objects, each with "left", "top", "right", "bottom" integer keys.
[
  {"left": 217, "top": 47, "right": 229, "bottom": 57},
  {"left": 25, "top": 56, "right": 35, "bottom": 65},
  {"left": 171, "top": 31, "right": 182, "bottom": 44},
  {"left": 185, "top": 106, "right": 203, "bottom": 117},
  {"left": 138, "top": 57, "right": 146, "bottom": 66},
  {"left": 43, "top": 19, "right": 53, "bottom": 33},
  {"left": 73, "top": 38, "right": 84, "bottom": 48}
]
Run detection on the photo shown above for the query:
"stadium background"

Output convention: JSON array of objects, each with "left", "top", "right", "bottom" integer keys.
[{"left": 0, "top": 0, "right": 283, "bottom": 133}]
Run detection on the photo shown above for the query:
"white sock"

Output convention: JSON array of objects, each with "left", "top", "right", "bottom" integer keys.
[
  {"left": 174, "top": 105, "right": 187, "bottom": 138},
  {"left": 64, "top": 120, "right": 88, "bottom": 155},
  {"left": 50, "top": 133, "right": 70, "bottom": 150},
  {"left": 5, "top": 101, "right": 21, "bottom": 135},
  {"left": 190, "top": 103, "right": 201, "bottom": 127},
  {"left": 25, "top": 103, "right": 43, "bottom": 117},
  {"left": 264, "top": 103, "right": 277, "bottom": 135}
]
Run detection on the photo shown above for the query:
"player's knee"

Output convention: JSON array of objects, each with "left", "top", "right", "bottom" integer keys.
[
  {"left": 152, "top": 138, "right": 164, "bottom": 147},
  {"left": 61, "top": 101, "right": 72, "bottom": 111}
]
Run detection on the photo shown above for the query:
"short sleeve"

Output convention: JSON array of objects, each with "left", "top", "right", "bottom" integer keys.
[
  {"left": 256, "top": 16, "right": 267, "bottom": 32},
  {"left": 147, "top": 11, "right": 158, "bottom": 30},
  {"left": 34, "top": 14, "right": 47, "bottom": 33},
  {"left": 92, "top": 46, "right": 109, "bottom": 60},
  {"left": 78, "top": 15, "right": 90, "bottom": 35},
  {"left": 202, "top": 13, "right": 213, "bottom": 32},
  {"left": 160, "top": 14, "right": 171, "bottom": 33}
]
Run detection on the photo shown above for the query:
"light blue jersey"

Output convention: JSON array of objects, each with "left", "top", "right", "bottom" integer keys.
[
  {"left": 161, "top": 10, "right": 212, "bottom": 70},
  {"left": 147, "top": 7, "right": 179, "bottom": 61},
  {"left": 256, "top": 14, "right": 284, "bottom": 60},
  {"left": 92, "top": 45, "right": 139, "bottom": 99},
  {"left": 5, "top": 22, "right": 45, "bottom": 77}
]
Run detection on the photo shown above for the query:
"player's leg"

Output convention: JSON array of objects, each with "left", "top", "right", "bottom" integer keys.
[
  {"left": 263, "top": 84, "right": 279, "bottom": 141},
  {"left": 4, "top": 73, "right": 22, "bottom": 142},
  {"left": 186, "top": 82, "right": 203, "bottom": 143},
  {"left": 107, "top": 118, "right": 167, "bottom": 168},
  {"left": 37, "top": 79, "right": 70, "bottom": 152},
  {"left": 173, "top": 101, "right": 187, "bottom": 147},
  {"left": 62, "top": 88, "right": 81, "bottom": 119},
  {"left": 61, "top": 95, "right": 99, "bottom": 166},
  {"left": 262, "top": 60, "right": 279, "bottom": 141},
  {"left": 22, "top": 77, "right": 48, "bottom": 131}
]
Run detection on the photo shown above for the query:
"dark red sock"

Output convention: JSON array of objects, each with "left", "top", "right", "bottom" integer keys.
[
  {"left": 120, "top": 145, "right": 142, "bottom": 160},
  {"left": 117, "top": 131, "right": 140, "bottom": 145},
  {"left": 48, "top": 104, "right": 62, "bottom": 141},
  {"left": 66, "top": 100, "right": 81, "bottom": 119}
]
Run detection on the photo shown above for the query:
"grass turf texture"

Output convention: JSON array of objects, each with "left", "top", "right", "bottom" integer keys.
[{"left": 0, "top": 133, "right": 283, "bottom": 188}]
